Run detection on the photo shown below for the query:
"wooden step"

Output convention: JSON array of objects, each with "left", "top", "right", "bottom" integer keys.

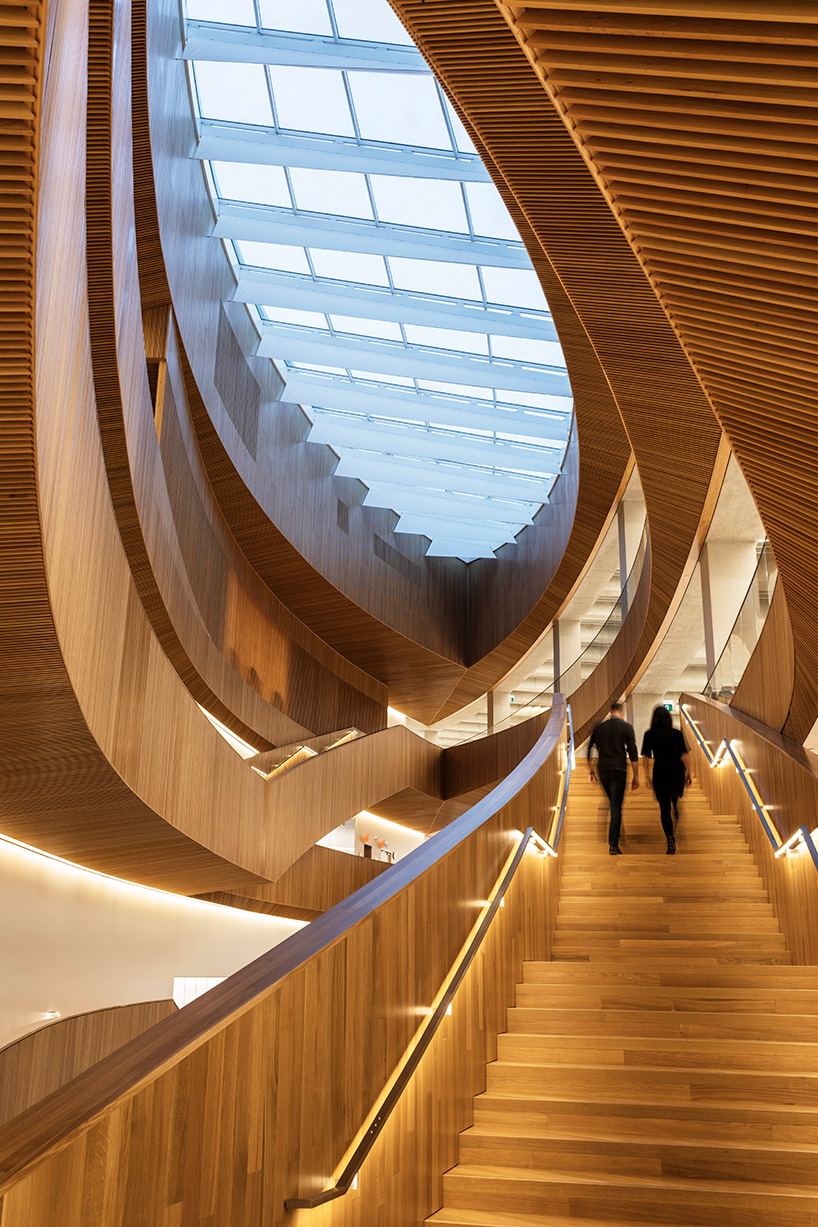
[
  {"left": 552, "top": 924, "right": 785, "bottom": 939},
  {"left": 496, "top": 1033, "right": 818, "bottom": 1073},
  {"left": 522, "top": 961, "right": 818, "bottom": 986},
  {"left": 507, "top": 1007, "right": 818, "bottom": 1043},
  {"left": 428, "top": 1209, "right": 703, "bottom": 1227},
  {"left": 515, "top": 984, "right": 818, "bottom": 1013},
  {"left": 471, "top": 1096, "right": 818, "bottom": 1147},
  {"left": 439, "top": 1164, "right": 818, "bottom": 1226},
  {"left": 486, "top": 1061, "right": 818, "bottom": 1108},
  {"left": 457, "top": 1128, "right": 818, "bottom": 1185}
]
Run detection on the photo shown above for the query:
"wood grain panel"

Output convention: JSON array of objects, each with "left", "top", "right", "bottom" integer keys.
[
  {"left": 0, "top": 704, "right": 568, "bottom": 1227},
  {"left": 501, "top": 2, "right": 818, "bottom": 741},
  {"left": 392, "top": 0, "right": 724, "bottom": 725},
  {"left": 0, "top": 0, "right": 400, "bottom": 896},
  {"left": 0, "top": 1002, "right": 177, "bottom": 1129},
  {"left": 682, "top": 693, "right": 818, "bottom": 965},
  {"left": 199, "top": 845, "right": 389, "bottom": 920},
  {"left": 90, "top": 0, "right": 386, "bottom": 747}
]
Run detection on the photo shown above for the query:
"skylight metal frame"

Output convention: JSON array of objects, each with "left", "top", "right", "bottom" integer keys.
[{"left": 183, "top": 0, "right": 574, "bottom": 561}]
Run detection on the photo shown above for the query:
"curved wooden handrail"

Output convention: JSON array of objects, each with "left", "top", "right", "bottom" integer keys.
[
  {"left": 285, "top": 822, "right": 538, "bottom": 1209},
  {"left": 0, "top": 697, "right": 566, "bottom": 1197},
  {"left": 681, "top": 693, "right": 818, "bottom": 963}
]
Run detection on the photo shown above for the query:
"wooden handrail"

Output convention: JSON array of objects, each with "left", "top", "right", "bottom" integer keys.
[
  {"left": 681, "top": 701, "right": 818, "bottom": 872},
  {"left": 0, "top": 698, "right": 566, "bottom": 1196},
  {"left": 285, "top": 824, "right": 538, "bottom": 1209}
]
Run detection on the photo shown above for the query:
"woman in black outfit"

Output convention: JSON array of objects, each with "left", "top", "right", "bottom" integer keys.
[{"left": 640, "top": 706, "right": 692, "bottom": 855}]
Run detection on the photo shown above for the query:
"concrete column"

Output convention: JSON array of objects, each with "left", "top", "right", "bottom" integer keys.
[
  {"left": 554, "top": 619, "right": 583, "bottom": 695},
  {"left": 700, "top": 540, "right": 759, "bottom": 677},
  {"left": 487, "top": 690, "right": 513, "bottom": 733},
  {"left": 629, "top": 692, "right": 667, "bottom": 747}
]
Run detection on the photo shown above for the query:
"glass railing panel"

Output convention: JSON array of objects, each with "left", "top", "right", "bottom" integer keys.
[
  {"left": 704, "top": 541, "right": 777, "bottom": 701},
  {"left": 462, "top": 526, "right": 649, "bottom": 743}
]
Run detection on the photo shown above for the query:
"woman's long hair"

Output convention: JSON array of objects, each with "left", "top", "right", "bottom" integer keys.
[{"left": 650, "top": 705, "right": 673, "bottom": 729}]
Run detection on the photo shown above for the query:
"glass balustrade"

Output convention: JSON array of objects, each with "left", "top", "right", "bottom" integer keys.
[{"left": 704, "top": 540, "right": 777, "bottom": 702}]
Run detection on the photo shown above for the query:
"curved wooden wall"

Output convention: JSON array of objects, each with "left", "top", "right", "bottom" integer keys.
[
  {"left": 683, "top": 693, "right": 818, "bottom": 965},
  {"left": 0, "top": 704, "right": 567, "bottom": 1227},
  {"left": 500, "top": 3, "right": 818, "bottom": 741},
  {"left": 392, "top": 0, "right": 725, "bottom": 726},
  {"left": 199, "top": 844, "right": 390, "bottom": 922},
  {"left": 0, "top": 1001, "right": 177, "bottom": 1129}
]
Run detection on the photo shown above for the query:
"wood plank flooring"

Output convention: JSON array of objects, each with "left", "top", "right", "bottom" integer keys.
[{"left": 427, "top": 777, "right": 818, "bottom": 1226}]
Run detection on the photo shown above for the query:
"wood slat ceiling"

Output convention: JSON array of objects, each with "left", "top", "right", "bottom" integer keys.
[
  {"left": 501, "top": 1, "right": 818, "bottom": 738},
  {"left": 392, "top": 0, "right": 725, "bottom": 721}
]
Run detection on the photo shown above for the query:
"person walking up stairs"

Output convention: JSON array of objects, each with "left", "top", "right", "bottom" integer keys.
[{"left": 427, "top": 774, "right": 818, "bottom": 1227}]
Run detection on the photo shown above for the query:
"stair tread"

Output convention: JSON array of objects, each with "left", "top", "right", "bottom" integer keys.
[
  {"left": 463, "top": 1124, "right": 818, "bottom": 1154},
  {"left": 444, "top": 1163, "right": 818, "bottom": 1198}
]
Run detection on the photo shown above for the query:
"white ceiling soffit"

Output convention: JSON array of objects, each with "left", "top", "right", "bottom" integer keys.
[{"left": 184, "top": 0, "right": 573, "bottom": 562}]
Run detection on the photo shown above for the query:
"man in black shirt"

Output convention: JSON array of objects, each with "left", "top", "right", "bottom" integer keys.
[{"left": 587, "top": 701, "right": 639, "bottom": 854}]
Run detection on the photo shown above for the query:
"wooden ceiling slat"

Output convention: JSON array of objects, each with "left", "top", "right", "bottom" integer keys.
[
  {"left": 500, "top": 1, "right": 818, "bottom": 739},
  {"left": 393, "top": 0, "right": 723, "bottom": 733},
  {"left": 515, "top": 9, "right": 818, "bottom": 45}
]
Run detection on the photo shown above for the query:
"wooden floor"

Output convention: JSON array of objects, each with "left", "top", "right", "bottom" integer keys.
[{"left": 427, "top": 777, "right": 818, "bottom": 1226}]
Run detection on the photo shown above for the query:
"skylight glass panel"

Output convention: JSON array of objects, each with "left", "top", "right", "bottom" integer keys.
[
  {"left": 388, "top": 257, "right": 481, "bottom": 299},
  {"left": 193, "top": 62, "right": 273, "bottom": 126},
  {"left": 330, "top": 315, "right": 403, "bottom": 341},
  {"left": 498, "top": 389, "right": 572, "bottom": 411},
  {"left": 258, "top": 0, "right": 333, "bottom": 35},
  {"left": 309, "top": 249, "right": 388, "bottom": 284},
  {"left": 349, "top": 73, "right": 452, "bottom": 149},
  {"left": 290, "top": 168, "right": 373, "bottom": 218},
  {"left": 417, "top": 380, "right": 493, "bottom": 400},
  {"left": 213, "top": 162, "right": 291, "bottom": 208},
  {"left": 466, "top": 183, "right": 521, "bottom": 241},
  {"left": 270, "top": 68, "right": 355, "bottom": 137},
  {"left": 290, "top": 362, "right": 349, "bottom": 375},
  {"left": 445, "top": 101, "right": 478, "bottom": 155},
  {"left": 370, "top": 176, "right": 467, "bottom": 231},
  {"left": 404, "top": 325, "right": 488, "bottom": 356},
  {"left": 187, "top": 0, "right": 255, "bottom": 24},
  {"left": 263, "top": 306, "right": 329, "bottom": 328},
  {"left": 235, "top": 241, "right": 311, "bottom": 273},
  {"left": 348, "top": 371, "right": 416, "bottom": 386},
  {"left": 331, "top": 0, "right": 414, "bottom": 44},
  {"left": 481, "top": 267, "right": 548, "bottom": 310},
  {"left": 490, "top": 336, "right": 564, "bottom": 365}
]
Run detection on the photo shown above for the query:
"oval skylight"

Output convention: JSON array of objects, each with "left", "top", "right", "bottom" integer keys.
[{"left": 183, "top": 0, "right": 573, "bottom": 562}]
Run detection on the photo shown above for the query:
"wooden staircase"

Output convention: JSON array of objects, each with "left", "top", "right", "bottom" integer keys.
[{"left": 427, "top": 776, "right": 818, "bottom": 1226}]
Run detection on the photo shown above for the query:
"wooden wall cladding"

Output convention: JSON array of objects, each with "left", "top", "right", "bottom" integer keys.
[
  {"left": 0, "top": 1002, "right": 177, "bottom": 1129},
  {"left": 500, "top": 3, "right": 818, "bottom": 742},
  {"left": 392, "top": 0, "right": 724, "bottom": 718},
  {"left": 0, "top": 0, "right": 427, "bottom": 896},
  {"left": 0, "top": 705, "right": 567, "bottom": 1227},
  {"left": 89, "top": 0, "right": 386, "bottom": 747},
  {"left": 682, "top": 693, "right": 818, "bottom": 966},
  {"left": 731, "top": 579, "right": 796, "bottom": 732},
  {"left": 199, "top": 844, "right": 390, "bottom": 921}
]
